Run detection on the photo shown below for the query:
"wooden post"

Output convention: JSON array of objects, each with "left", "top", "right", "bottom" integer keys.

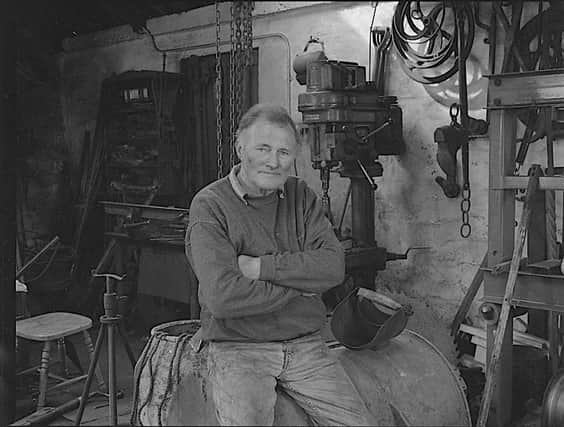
[
  {"left": 0, "top": 13, "right": 17, "bottom": 425},
  {"left": 477, "top": 165, "right": 541, "bottom": 427}
]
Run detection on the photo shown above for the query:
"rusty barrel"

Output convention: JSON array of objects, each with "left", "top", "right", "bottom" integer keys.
[{"left": 131, "top": 320, "right": 471, "bottom": 426}]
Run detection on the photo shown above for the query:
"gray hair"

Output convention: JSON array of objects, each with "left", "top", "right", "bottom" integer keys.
[{"left": 236, "top": 103, "right": 301, "bottom": 145}]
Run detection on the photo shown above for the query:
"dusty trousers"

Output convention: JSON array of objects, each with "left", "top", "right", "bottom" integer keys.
[{"left": 207, "top": 332, "right": 374, "bottom": 426}]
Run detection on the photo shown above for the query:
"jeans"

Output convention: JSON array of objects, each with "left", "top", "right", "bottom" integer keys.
[{"left": 207, "top": 333, "right": 374, "bottom": 426}]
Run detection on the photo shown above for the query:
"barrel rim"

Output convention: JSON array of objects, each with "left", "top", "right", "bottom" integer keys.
[{"left": 150, "top": 319, "right": 201, "bottom": 342}]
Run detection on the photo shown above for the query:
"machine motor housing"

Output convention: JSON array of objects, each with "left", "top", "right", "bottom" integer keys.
[
  {"left": 298, "top": 59, "right": 404, "bottom": 164},
  {"left": 299, "top": 89, "right": 404, "bottom": 162}
]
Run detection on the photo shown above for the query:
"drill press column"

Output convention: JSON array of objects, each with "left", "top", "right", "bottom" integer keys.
[{"left": 351, "top": 177, "right": 375, "bottom": 245}]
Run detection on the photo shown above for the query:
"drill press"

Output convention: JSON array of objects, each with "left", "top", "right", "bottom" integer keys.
[{"left": 295, "top": 54, "right": 408, "bottom": 301}]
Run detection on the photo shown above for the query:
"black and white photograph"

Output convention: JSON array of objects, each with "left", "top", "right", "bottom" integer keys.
[{"left": 2, "top": 1, "right": 564, "bottom": 426}]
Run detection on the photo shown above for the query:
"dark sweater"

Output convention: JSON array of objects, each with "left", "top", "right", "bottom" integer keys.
[{"left": 185, "top": 167, "right": 345, "bottom": 342}]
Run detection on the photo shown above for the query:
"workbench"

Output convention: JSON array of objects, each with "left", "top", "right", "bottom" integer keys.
[{"left": 99, "top": 201, "right": 199, "bottom": 324}]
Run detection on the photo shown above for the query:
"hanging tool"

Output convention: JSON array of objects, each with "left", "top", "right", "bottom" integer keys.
[
  {"left": 456, "top": 4, "right": 472, "bottom": 240},
  {"left": 476, "top": 164, "right": 541, "bottom": 427},
  {"left": 434, "top": 104, "right": 468, "bottom": 199},
  {"left": 371, "top": 27, "right": 391, "bottom": 94},
  {"left": 434, "top": 104, "right": 488, "bottom": 199}
]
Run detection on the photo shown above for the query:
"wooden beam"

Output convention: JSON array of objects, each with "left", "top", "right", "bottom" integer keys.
[
  {"left": 478, "top": 165, "right": 541, "bottom": 427},
  {"left": 0, "top": 12, "right": 17, "bottom": 425}
]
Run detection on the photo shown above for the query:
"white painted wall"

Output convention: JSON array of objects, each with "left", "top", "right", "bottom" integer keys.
[{"left": 58, "top": 1, "right": 540, "bottom": 357}]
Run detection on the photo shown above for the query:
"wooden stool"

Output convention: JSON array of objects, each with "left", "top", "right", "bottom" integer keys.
[{"left": 16, "top": 312, "right": 105, "bottom": 409}]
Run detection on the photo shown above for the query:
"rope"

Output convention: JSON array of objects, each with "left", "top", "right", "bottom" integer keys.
[
  {"left": 133, "top": 334, "right": 162, "bottom": 426},
  {"left": 157, "top": 334, "right": 191, "bottom": 425},
  {"left": 131, "top": 331, "right": 197, "bottom": 426}
]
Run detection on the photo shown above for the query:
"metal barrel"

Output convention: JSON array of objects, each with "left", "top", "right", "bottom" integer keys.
[{"left": 132, "top": 321, "right": 471, "bottom": 426}]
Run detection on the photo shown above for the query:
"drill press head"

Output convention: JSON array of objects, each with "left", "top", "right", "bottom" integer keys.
[{"left": 297, "top": 58, "right": 404, "bottom": 174}]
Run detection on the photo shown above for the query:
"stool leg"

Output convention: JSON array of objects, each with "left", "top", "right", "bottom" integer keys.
[
  {"left": 37, "top": 341, "right": 51, "bottom": 409},
  {"left": 82, "top": 330, "right": 106, "bottom": 391},
  {"left": 58, "top": 338, "right": 69, "bottom": 377}
]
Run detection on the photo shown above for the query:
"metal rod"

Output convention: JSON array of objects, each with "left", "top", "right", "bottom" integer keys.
[
  {"left": 450, "top": 253, "right": 488, "bottom": 336},
  {"left": 74, "top": 324, "right": 106, "bottom": 426},
  {"left": 337, "top": 183, "right": 352, "bottom": 236},
  {"left": 108, "top": 325, "right": 117, "bottom": 426},
  {"left": 11, "top": 392, "right": 100, "bottom": 426},
  {"left": 360, "top": 119, "right": 391, "bottom": 142},
  {"left": 16, "top": 236, "right": 60, "bottom": 279},
  {"left": 356, "top": 160, "right": 377, "bottom": 190}
]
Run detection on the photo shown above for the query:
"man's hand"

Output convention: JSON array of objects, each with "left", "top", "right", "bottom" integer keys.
[{"left": 238, "top": 255, "right": 261, "bottom": 280}]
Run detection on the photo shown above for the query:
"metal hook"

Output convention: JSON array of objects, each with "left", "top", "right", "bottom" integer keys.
[{"left": 449, "top": 103, "right": 460, "bottom": 123}]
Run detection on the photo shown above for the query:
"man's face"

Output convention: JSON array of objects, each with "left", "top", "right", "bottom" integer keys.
[{"left": 236, "top": 119, "right": 298, "bottom": 196}]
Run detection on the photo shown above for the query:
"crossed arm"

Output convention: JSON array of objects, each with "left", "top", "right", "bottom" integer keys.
[
  {"left": 186, "top": 190, "right": 344, "bottom": 319},
  {"left": 187, "top": 219, "right": 301, "bottom": 319}
]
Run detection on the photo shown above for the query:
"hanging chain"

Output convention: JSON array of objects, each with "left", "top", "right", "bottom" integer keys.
[
  {"left": 215, "top": 0, "right": 224, "bottom": 179},
  {"left": 449, "top": 103, "right": 472, "bottom": 238},
  {"left": 238, "top": 2, "right": 252, "bottom": 128},
  {"left": 241, "top": 2, "right": 249, "bottom": 115},
  {"left": 243, "top": 2, "right": 254, "bottom": 68},
  {"left": 229, "top": 2, "right": 236, "bottom": 170},
  {"left": 233, "top": 2, "right": 243, "bottom": 169},
  {"left": 228, "top": 1, "right": 253, "bottom": 170}
]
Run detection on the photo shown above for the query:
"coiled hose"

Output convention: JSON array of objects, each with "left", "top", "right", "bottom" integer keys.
[{"left": 392, "top": 0, "right": 475, "bottom": 84}]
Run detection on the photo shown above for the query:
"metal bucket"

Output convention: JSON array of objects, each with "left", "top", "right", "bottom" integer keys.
[{"left": 131, "top": 321, "right": 471, "bottom": 426}]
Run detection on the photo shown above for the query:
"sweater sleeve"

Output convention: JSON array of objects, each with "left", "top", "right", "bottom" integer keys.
[
  {"left": 186, "top": 193, "right": 301, "bottom": 319},
  {"left": 258, "top": 185, "right": 345, "bottom": 293}
]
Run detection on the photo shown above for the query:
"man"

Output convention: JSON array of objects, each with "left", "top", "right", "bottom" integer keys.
[{"left": 186, "top": 103, "right": 372, "bottom": 426}]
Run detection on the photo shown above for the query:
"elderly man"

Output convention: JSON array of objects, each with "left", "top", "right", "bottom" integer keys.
[{"left": 186, "top": 103, "right": 372, "bottom": 426}]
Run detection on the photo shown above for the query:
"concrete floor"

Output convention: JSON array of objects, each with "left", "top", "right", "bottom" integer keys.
[{"left": 14, "top": 325, "right": 148, "bottom": 426}]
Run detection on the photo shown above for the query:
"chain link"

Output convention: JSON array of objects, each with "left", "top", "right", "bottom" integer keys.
[
  {"left": 460, "top": 183, "right": 471, "bottom": 238},
  {"left": 215, "top": 1, "right": 223, "bottom": 179}
]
